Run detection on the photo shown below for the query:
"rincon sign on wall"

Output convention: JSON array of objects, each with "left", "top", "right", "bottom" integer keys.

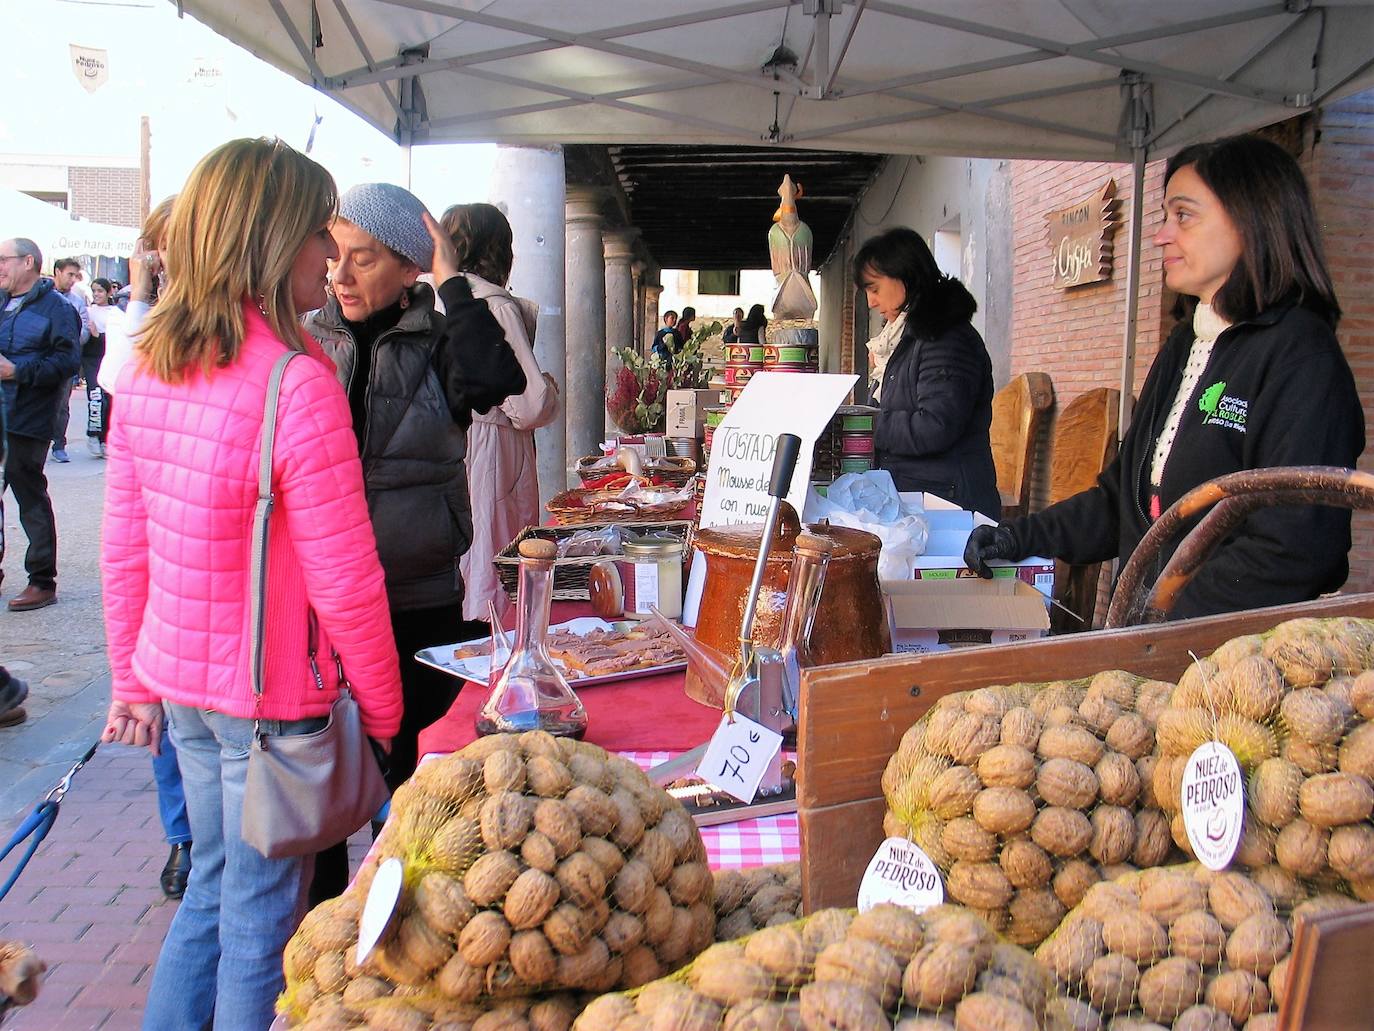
[{"left": 1046, "top": 179, "right": 1120, "bottom": 289}]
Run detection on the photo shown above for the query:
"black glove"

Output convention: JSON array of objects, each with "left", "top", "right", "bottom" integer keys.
[{"left": 964, "top": 523, "right": 1019, "bottom": 578}]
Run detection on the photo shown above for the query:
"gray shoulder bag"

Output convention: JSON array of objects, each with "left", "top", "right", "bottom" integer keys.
[{"left": 241, "top": 350, "right": 391, "bottom": 859}]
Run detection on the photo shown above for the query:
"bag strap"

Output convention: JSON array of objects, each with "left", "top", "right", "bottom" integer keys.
[{"left": 249, "top": 350, "right": 302, "bottom": 710}]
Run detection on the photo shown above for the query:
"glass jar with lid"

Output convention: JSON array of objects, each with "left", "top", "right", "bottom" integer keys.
[{"left": 619, "top": 533, "right": 684, "bottom": 620}]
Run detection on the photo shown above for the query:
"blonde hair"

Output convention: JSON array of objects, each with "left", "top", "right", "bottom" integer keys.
[
  {"left": 142, "top": 195, "right": 175, "bottom": 249},
  {"left": 139, "top": 138, "right": 336, "bottom": 382}
]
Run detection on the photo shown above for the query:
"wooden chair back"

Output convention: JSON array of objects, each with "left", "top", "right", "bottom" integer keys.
[
  {"left": 989, "top": 372, "right": 1054, "bottom": 519},
  {"left": 1048, "top": 387, "right": 1120, "bottom": 632}
]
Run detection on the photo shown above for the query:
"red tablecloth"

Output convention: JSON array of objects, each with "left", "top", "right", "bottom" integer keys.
[{"left": 417, "top": 602, "right": 723, "bottom": 756}]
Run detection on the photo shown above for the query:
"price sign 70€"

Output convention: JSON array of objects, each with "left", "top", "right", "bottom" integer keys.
[{"left": 695, "top": 712, "right": 785, "bottom": 804}]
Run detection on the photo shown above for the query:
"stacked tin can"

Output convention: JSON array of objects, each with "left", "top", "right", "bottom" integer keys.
[
  {"left": 721, "top": 343, "right": 766, "bottom": 402},
  {"left": 810, "top": 404, "right": 879, "bottom": 485},
  {"left": 762, "top": 327, "right": 820, "bottom": 373},
  {"left": 836, "top": 404, "right": 877, "bottom": 475}
]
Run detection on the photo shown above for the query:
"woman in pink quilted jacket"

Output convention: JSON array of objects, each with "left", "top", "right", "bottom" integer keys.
[{"left": 99, "top": 138, "right": 403, "bottom": 1030}]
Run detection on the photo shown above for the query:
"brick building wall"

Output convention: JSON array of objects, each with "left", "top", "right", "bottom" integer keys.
[
  {"left": 68, "top": 166, "right": 140, "bottom": 228},
  {"left": 1009, "top": 157, "right": 1170, "bottom": 515},
  {"left": 1311, "top": 94, "right": 1374, "bottom": 590}
]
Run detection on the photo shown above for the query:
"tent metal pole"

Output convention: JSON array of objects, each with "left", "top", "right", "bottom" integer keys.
[
  {"left": 1118, "top": 75, "right": 1150, "bottom": 441},
  {"left": 399, "top": 73, "right": 414, "bottom": 189}
]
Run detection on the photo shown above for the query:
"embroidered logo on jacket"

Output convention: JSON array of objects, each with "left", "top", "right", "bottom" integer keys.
[{"left": 1199, "top": 380, "right": 1247, "bottom": 432}]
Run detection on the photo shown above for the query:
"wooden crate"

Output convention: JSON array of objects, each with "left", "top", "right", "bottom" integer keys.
[{"left": 795, "top": 592, "right": 1374, "bottom": 913}]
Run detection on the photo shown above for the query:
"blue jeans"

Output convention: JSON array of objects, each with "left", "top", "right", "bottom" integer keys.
[
  {"left": 152, "top": 725, "right": 191, "bottom": 846},
  {"left": 143, "top": 705, "right": 326, "bottom": 1031}
]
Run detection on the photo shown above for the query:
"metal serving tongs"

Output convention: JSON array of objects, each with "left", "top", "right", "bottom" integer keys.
[{"left": 648, "top": 433, "right": 802, "bottom": 800}]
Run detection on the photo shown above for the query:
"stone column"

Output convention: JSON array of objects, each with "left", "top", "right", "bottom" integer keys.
[
  {"left": 642, "top": 279, "right": 663, "bottom": 353},
  {"left": 565, "top": 187, "right": 607, "bottom": 473},
  {"left": 643, "top": 276, "right": 665, "bottom": 354},
  {"left": 488, "top": 144, "right": 566, "bottom": 503},
  {"left": 631, "top": 259, "right": 647, "bottom": 352},
  {"left": 603, "top": 228, "right": 640, "bottom": 434}
]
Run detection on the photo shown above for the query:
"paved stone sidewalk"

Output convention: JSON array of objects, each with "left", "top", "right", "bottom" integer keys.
[
  {"left": 0, "top": 400, "right": 172, "bottom": 1029},
  {"left": 0, "top": 745, "right": 176, "bottom": 1031}
]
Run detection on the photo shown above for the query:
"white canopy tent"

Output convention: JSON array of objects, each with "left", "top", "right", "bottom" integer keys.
[
  {"left": 174, "top": 0, "right": 1374, "bottom": 426},
  {"left": 0, "top": 188, "right": 138, "bottom": 274}
]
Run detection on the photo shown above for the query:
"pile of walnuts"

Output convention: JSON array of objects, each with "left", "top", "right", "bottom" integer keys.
[
  {"left": 882, "top": 673, "right": 1178, "bottom": 945},
  {"left": 575, "top": 903, "right": 1055, "bottom": 1031},
  {"left": 1037, "top": 863, "right": 1359, "bottom": 1030},
  {"left": 279, "top": 732, "right": 715, "bottom": 1028},
  {"left": 712, "top": 863, "right": 803, "bottom": 941},
  {"left": 1151, "top": 617, "right": 1374, "bottom": 896}
]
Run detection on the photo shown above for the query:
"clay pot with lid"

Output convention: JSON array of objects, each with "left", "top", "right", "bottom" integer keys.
[{"left": 686, "top": 502, "right": 890, "bottom": 707}]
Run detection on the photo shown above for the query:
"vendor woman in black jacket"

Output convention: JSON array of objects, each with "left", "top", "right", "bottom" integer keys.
[
  {"left": 856, "top": 227, "right": 1000, "bottom": 518},
  {"left": 966, "top": 134, "right": 1364, "bottom": 619}
]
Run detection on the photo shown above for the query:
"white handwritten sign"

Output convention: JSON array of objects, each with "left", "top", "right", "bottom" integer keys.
[
  {"left": 1181, "top": 741, "right": 1244, "bottom": 870},
  {"left": 695, "top": 712, "right": 784, "bottom": 804},
  {"left": 858, "top": 837, "right": 945, "bottom": 913},
  {"left": 698, "top": 372, "right": 856, "bottom": 530}
]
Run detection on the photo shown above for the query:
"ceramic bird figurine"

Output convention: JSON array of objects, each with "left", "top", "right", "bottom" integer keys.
[{"left": 768, "top": 174, "right": 818, "bottom": 321}]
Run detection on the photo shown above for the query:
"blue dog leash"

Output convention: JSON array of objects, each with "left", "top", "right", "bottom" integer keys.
[{"left": 0, "top": 741, "right": 99, "bottom": 902}]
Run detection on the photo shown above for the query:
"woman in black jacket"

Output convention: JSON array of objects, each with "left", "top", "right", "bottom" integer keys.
[
  {"left": 966, "top": 134, "right": 1364, "bottom": 620},
  {"left": 855, "top": 227, "right": 1000, "bottom": 518}
]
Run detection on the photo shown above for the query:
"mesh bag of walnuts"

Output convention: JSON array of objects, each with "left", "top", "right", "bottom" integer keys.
[
  {"left": 1151, "top": 617, "right": 1374, "bottom": 895},
  {"left": 881, "top": 673, "right": 1179, "bottom": 945},
  {"left": 712, "top": 863, "right": 803, "bottom": 942},
  {"left": 1035, "top": 862, "right": 1362, "bottom": 1031},
  {"left": 573, "top": 902, "right": 1060, "bottom": 1030},
  {"left": 277, "top": 731, "right": 716, "bottom": 1028}
]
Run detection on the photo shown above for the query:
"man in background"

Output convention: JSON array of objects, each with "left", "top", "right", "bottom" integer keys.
[
  {"left": 0, "top": 239, "right": 80, "bottom": 610},
  {"left": 651, "top": 309, "right": 678, "bottom": 363},
  {"left": 49, "top": 258, "right": 88, "bottom": 464}
]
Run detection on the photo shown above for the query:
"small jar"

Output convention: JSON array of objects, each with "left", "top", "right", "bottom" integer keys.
[{"left": 619, "top": 534, "right": 684, "bottom": 619}]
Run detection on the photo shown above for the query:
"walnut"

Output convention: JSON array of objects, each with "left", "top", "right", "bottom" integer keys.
[{"left": 457, "top": 910, "right": 512, "bottom": 967}]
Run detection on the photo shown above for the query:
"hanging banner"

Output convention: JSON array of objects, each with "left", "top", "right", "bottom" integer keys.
[
  {"left": 189, "top": 56, "right": 224, "bottom": 89},
  {"left": 70, "top": 45, "right": 109, "bottom": 94}
]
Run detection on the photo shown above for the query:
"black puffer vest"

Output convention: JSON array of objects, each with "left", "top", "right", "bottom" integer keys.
[{"left": 304, "top": 285, "right": 471, "bottom": 611}]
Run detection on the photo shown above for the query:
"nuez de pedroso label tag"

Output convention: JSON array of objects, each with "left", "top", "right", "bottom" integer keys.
[
  {"left": 1180, "top": 741, "right": 1245, "bottom": 871},
  {"left": 857, "top": 837, "right": 945, "bottom": 913}
]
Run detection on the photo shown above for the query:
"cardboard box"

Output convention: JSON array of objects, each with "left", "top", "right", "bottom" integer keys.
[
  {"left": 884, "top": 578, "right": 1051, "bottom": 654},
  {"left": 901, "top": 492, "right": 1056, "bottom": 599},
  {"left": 665, "top": 389, "right": 723, "bottom": 439}
]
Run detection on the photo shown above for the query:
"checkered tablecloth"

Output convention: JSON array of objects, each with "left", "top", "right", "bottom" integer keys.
[{"left": 622, "top": 750, "right": 800, "bottom": 871}]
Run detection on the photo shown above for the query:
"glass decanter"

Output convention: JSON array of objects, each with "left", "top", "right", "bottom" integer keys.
[{"left": 475, "top": 538, "right": 588, "bottom": 738}]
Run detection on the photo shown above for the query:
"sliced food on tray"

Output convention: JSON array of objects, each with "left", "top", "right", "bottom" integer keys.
[
  {"left": 435, "top": 617, "right": 686, "bottom": 684},
  {"left": 545, "top": 621, "right": 684, "bottom": 677}
]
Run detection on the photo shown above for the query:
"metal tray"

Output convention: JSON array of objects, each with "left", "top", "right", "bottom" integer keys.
[{"left": 415, "top": 617, "right": 688, "bottom": 688}]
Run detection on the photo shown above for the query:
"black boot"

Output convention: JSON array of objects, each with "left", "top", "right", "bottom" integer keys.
[{"left": 161, "top": 843, "right": 192, "bottom": 899}]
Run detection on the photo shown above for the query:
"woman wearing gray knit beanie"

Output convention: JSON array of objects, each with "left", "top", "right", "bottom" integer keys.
[{"left": 302, "top": 182, "right": 527, "bottom": 901}]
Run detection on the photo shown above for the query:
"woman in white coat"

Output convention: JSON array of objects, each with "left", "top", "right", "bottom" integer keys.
[{"left": 442, "top": 203, "right": 560, "bottom": 622}]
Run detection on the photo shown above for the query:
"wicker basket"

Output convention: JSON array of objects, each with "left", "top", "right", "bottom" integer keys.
[
  {"left": 546, "top": 486, "right": 694, "bottom": 525},
  {"left": 573, "top": 454, "right": 697, "bottom": 487},
  {"left": 492, "top": 521, "right": 693, "bottom": 601}
]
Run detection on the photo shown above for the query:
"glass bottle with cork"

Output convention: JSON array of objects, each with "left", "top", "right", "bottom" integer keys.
[{"left": 475, "top": 538, "right": 588, "bottom": 738}]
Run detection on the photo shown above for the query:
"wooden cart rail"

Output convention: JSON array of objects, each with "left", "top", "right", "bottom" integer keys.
[{"left": 795, "top": 591, "right": 1374, "bottom": 912}]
